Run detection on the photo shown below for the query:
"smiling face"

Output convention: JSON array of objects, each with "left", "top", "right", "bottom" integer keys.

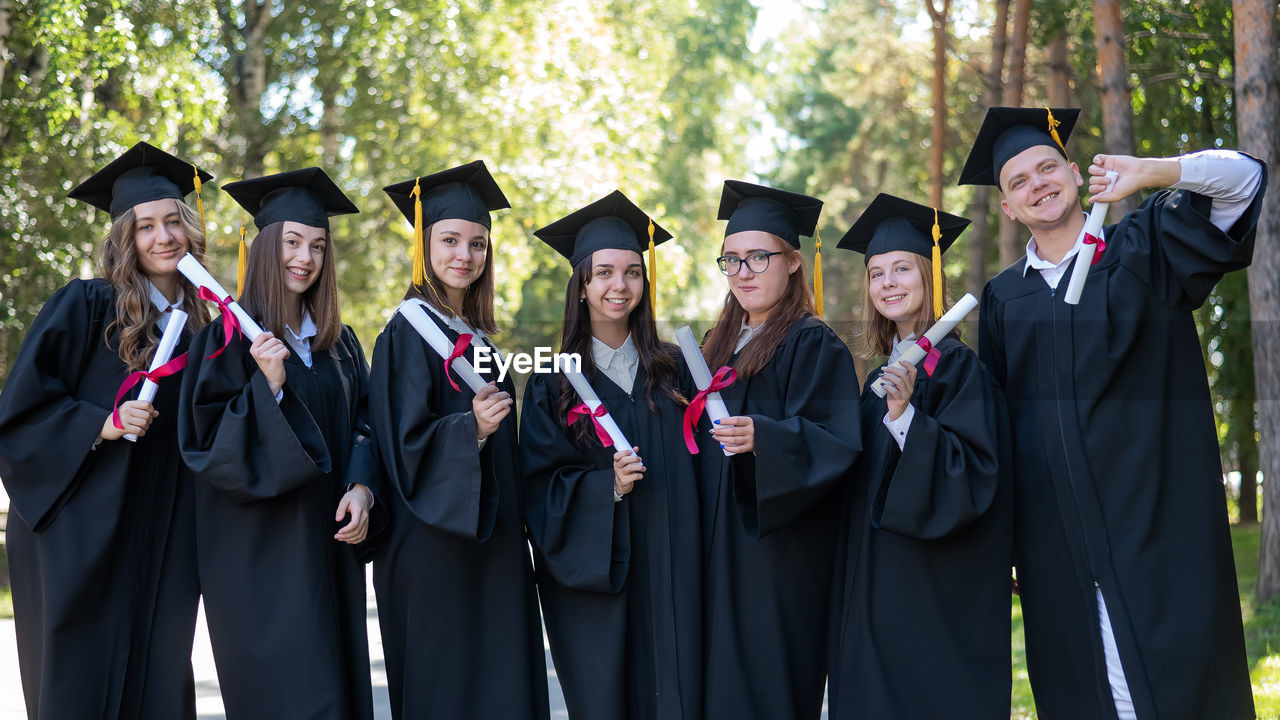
[
  {"left": 429, "top": 218, "right": 490, "bottom": 294},
  {"left": 132, "top": 198, "right": 188, "bottom": 281},
  {"left": 867, "top": 250, "right": 926, "bottom": 329},
  {"left": 279, "top": 220, "right": 327, "bottom": 298},
  {"left": 582, "top": 248, "right": 644, "bottom": 325},
  {"left": 998, "top": 144, "right": 1084, "bottom": 231},
  {"left": 722, "top": 231, "right": 799, "bottom": 325}
]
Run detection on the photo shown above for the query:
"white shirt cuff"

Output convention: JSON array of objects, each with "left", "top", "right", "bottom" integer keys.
[{"left": 882, "top": 404, "right": 916, "bottom": 451}]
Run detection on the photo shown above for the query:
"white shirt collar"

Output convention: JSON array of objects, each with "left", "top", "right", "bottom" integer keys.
[
  {"left": 420, "top": 298, "right": 492, "bottom": 348},
  {"left": 1021, "top": 214, "right": 1092, "bottom": 276},
  {"left": 591, "top": 334, "right": 638, "bottom": 370},
  {"left": 286, "top": 311, "right": 317, "bottom": 344},
  {"left": 887, "top": 333, "right": 918, "bottom": 366},
  {"left": 735, "top": 320, "right": 763, "bottom": 353},
  {"left": 146, "top": 280, "right": 183, "bottom": 313}
]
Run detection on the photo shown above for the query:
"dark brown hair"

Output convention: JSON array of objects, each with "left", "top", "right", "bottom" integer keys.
[
  {"left": 555, "top": 253, "right": 685, "bottom": 449},
  {"left": 702, "top": 235, "right": 818, "bottom": 378},
  {"left": 101, "top": 200, "right": 211, "bottom": 371},
  {"left": 859, "top": 253, "right": 950, "bottom": 358},
  {"left": 402, "top": 220, "right": 498, "bottom": 334},
  {"left": 238, "top": 221, "right": 342, "bottom": 351}
]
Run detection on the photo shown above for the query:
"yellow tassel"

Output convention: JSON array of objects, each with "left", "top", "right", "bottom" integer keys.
[
  {"left": 813, "top": 228, "right": 824, "bottom": 319},
  {"left": 411, "top": 178, "right": 425, "bottom": 288},
  {"left": 931, "top": 208, "right": 943, "bottom": 320},
  {"left": 192, "top": 164, "right": 206, "bottom": 237},
  {"left": 236, "top": 211, "right": 247, "bottom": 297},
  {"left": 1045, "top": 107, "right": 1067, "bottom": 156},
  {"left": 647, "top": 218, "right": 656, "bottom": 310}
]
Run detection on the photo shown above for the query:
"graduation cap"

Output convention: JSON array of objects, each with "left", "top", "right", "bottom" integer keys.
[
  {"left": 717, "top": 179, "right": 827, "bottom": 316},
  {"left": 68, "top": 141, "right": 213, "bottom": 221},
  {"left": 838, "top": 193, "right": 970, "bottom": 319},
  {"left": 383, "top": 160, "right": 511, "bottom": 288},
  {"left": 534, "top": 190, "right": 672, "bottom": 307},
  {"left": 958, "top": 107, "right": 1081, "bottom": 187},
  {"left": 222, "top": 167, "right": 359, "bottom": 294}
]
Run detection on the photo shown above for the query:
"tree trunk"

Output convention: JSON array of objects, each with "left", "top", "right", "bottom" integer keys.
[
  {"left": 1233, "top": 0, "right": 1280, "bottom": 602},
  {"left": 0, "top": 0, "right": 12, "bottom": 96},
  {"left": 320, "top": 84, "right": 340, "bottom": 168},
  {"left": 965, "top": 0, "right": 1009, "bottom": 300},
  {"left": 996, "top": 0, "right": 1031, "bottom": 267},
  {"left": 1093, "top": 0, "right": 1140, "bottom": 218},
  {"left": 925, "top": 0, "right": 951, "bottom": 209},
  {"left": 219, "top": 0, "right": 273, "bottom": 177}
]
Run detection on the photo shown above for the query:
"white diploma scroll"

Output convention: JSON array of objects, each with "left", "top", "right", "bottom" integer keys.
[
  {"left": 397, "top": 300, "right": 487, "bottom": 394},
  {"left": 674, "top": 325, "right": 734, "bottom": 456},
  {"left": 559, "top": 362, "right": 635, "bottom": 457},
  {"left": 176, "top": 253, "right": 264, "bottom": 340},
  {"left": 871, "top": 292, "right": 979, "bottom": 398},
  {"left": 1063, "top": 170, "right": 1119, "bottom": 306},
  {"left": 125, "top": 309, "right": 188, "bottom": 443}
]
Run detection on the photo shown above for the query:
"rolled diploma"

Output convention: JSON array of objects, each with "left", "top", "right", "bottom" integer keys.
[
  {"left": 397, "top": 301, "right": 487, "bottom": 394},
  {"left": 674, "top": 325, "right": 733, "bottom": 456},
  {"left": 560, "top": 366, "right": 635, "bottom": 457},
  {"left": 871, "top": 292, "right": 979, "bottom": 398},
  {"left": 176, "top": 253, "right": 264, "bottom": 340},
  {"left": 1063, "top": 170, "right": 1118, "bottom": 306},
  {"left": 125, "top": 308, "right": 188, "bottom": 443}
]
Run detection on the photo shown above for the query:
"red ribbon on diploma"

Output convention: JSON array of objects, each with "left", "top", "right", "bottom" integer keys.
[
  {"left": 197, "top": 286, "right": 245, "bottom": 359},
  {"left": 443, "top": 333, "right": 473, "bottom": 392},
  {"left": 682, "top": 366, "right": 737, "bottom": 454},
  {"left": 916, "top": 337, "right": 941, "bottom": 378},
  {"left": 1084, "top": 232, "right": 1105, "bottom": 264},
  {"left": 567, "top": 402, "right": 611, "bottom": 447},
  {"left": 111, "top": 352, "right": 190, "bottom": 430}
]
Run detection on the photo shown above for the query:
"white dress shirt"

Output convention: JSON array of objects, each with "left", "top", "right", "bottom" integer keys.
[
  {"left": 734, "top": 320, "right": 762, "bottom": 353},
  {"left": 146, "top": 280, "right": 184, "bottom": 331},
  {"left": 592, "top": 334, "right": 639, "bottom": 394},
  {"left": 283, "top": 311, "right": 318, "bottom": 368}
]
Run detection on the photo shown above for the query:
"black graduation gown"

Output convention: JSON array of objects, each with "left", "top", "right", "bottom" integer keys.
[
  {"left": 979, "top": 180, "right": 1267, "bottom": 720},
  {"left": 179, "top": 319, "right": 379, "bottom": 720},
  {"left": 0, "top": 278, "right": 199, "bottom": 720},
  {"left": 368, "top": 308, "right": 549, "bottom": 720},
  {"left": 697, "top": 315, "right": 862, "bottom": 720},
  {"left": 827, "top": 335, "right": 1012, "bottom": 720},
  {"left": 520, "top": 351, "right": 702, "bottom": 720}
]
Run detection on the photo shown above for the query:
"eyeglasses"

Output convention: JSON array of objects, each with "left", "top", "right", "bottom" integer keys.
[{"left": 717, "top": 251, "right": 783, "bottom": 276}]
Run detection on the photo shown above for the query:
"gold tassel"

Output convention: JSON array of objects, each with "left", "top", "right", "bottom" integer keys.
[
  {"left": 411, "top": 178, "right": 425, "bottom": 288},
  {"left": 931, "top": 208, "right": 943, "bottom": 320},
  {"left": 647, "top": 218, "right": 656, "bottom": 310},
  {"left": 192, "top": 164, "right": 206, "bottom": 236},
  {"left": 1045, "top": 107, "right": 1067, "bottom": 156},
  {"left": 813, "top": 227, "right": 824, "bottom": 319},
  {"left": 236, "top": 211, "right": 247, "bottom": 297}
]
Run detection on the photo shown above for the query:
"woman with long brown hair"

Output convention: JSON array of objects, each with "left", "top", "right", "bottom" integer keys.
[
  {"left": 696, "top": 180, "right": 862, "bottom": 720},
  {"left": 369, "top": 161, "right": 548, "bottom": 720},
  {"left": 828, "top": 193, "right": 1011, "bottom": 719},
  {"left": 521, "top": 190, "right": 701, "bottom": 719},
  {"left": 178, "top": 168, "right": 379, "bottom": 719},
  {"left": 0, "top": 142, "right": 211, "bottom": 718}
]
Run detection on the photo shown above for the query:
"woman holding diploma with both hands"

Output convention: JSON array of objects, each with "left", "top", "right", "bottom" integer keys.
[
  {"left": 0, "top": 143, "right": 210, "bottom": 719},
  {"left": 370, "top": 162, "right": 548, "bottom": 720},
  {"left": 178, "top": 168, "right": 380, "bottom": 719},
  {"left": 827, "top": 194, "right": 1012, "bottom": 719},
  {"left": 521, "top": 191, "right": 702, "bottom": 720},
  {"left": 697, "top": 180, "right": 861, "bottom": 720}
]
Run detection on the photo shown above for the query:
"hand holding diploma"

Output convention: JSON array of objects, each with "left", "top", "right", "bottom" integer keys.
[
  {"left": 120, "top": 309, "right": 189, "bottom": 442},
  {"left": 675, "top": 325, "right": 736, "bottom": 455},
  {"left": 473, "top": 383, "right": 513, "bottom": 439},
  {"left": 397, "top": 300, "right": 487, "bottom": 393},
  {"left": 871, "top": 293, "right": 978, "bottom": 398},
  {"left": 710, "top": 416, "right": 754, "bottom": 454},
  {"left": 560, "top": 359, "right": 636, "bottom": 458},
  {"left": 1064, "top": 168, "right": 1118, "bottom": 305},
  {"left": 613, "top": 447, "right": 644, "bottom": 497}
]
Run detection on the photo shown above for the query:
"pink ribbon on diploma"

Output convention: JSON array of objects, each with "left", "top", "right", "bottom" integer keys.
[
  {"left": 197, "top": 286, "right": 244, "bottom": 359},
  {"left": 916, "top": 337, "right": 941, "bottom": 378},
  {"left": 1084, "top": 232, "right": 1105, "bottom": 264},
  {"left": 567, "top": 402, "right": 612, "bottom": 447},
  {"left": 682, "top": 366, "right": 737, "bottom": 454},
  {"left": 443, "top": 333, "right": 473, "bottom": 392},
  {"left": 111, "top": 352, "right": 190, "bottom": 430}
]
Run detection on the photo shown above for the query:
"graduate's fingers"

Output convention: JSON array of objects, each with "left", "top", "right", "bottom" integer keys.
[
  {"left": 474, "top": 383, "right": 498, "bottom": 401},
  {"left": 612, "top": 448, "right": 635, "bottom": 463},
  {"left": 335, "top": 493, "right": 353, "bottom": 522}
]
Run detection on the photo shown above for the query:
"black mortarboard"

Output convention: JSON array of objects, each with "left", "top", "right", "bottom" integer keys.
[
  {"left": 837, "top": 193, "right": 970, "bottom": 261},
  {"left": 68, "top": 141, "right": 213, "bottom": 219},
  {"left": 958, "top": 107, "right": 1081, "bottom": 187},
  {"left": 717, "top": 180, "right": 822, "bottom": 249},
  {"left": 383, "top": 160, "right": 510, "bottom": 231},
  {"left": 222, "top": 167, "right": 359, "bottom": 231},
  {"left": 534, "top": 190, "right": 672, "bottom": 267}
]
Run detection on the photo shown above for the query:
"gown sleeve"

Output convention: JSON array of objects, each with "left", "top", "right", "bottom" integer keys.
[
  {"left": 978, "top": 282, "right": 1008, "bottom": 390},
  {"left": 871, "top": 342, "right": 1005, "bottom": 539},
  {"left": 519, "top": 372, "right": 629, "bottom": 594},
  {"left": 0, "top": 280, "right": 116, "bottom": 529},
  {"left": 337, "top": 326, "right": 389, "bottom": 555},
  {"left": 178, "top": 318, "right": 332, "bottom": 503},
  {"left": 733, "top": 322, "right": 863, "bottom": 538},
  {"left": 367, "top": 313, "right": 499, "bottom": 541}
]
